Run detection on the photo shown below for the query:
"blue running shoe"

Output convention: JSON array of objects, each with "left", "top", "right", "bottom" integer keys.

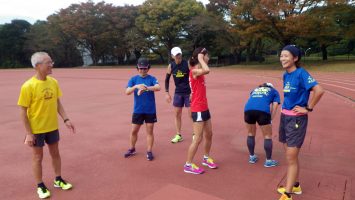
[
  {"left": 124, "top": 148, "right": 136, "bottom": 158},
  {"left": 147, "top": 151, "right": 154, "bottom": 161},
  {"left": 264, "top": 159, "right": 278, "bottom": 167},
  {"left": 249, "top": 155, "right": 258, "bottom": 164}
]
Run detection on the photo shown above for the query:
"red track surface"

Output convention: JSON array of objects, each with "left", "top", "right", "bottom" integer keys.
[{"left": 0, "top": 68, "right": 354, "bottom": 200}]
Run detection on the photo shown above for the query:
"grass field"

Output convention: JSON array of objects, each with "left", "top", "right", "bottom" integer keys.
[{"left": 220, "top": 60, "right": 355, "bottom": 72}]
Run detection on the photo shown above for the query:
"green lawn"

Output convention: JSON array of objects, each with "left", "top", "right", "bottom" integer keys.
[{"left": 222, "top": 60, "right": 355, "bottom": 72}]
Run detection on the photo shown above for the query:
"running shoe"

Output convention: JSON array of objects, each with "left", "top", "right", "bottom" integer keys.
[
  {"left": 147, "top": 151, "right": 154, "bottom": 161},
  {"left": 37, "top": 186, "right": 51, "bottom": 199},
  {"left": 202, "top": 157, "right": 218, "bottom": 169},
  {"left": 264, "top": 159, "right": 278, "bottom": 168},
  {"left": 184, "top": 163, "right": 204, "bottom": 174},
  {"left": 124, "top": 148, "right": 136, "bottom": 158},
  {"left": 279, "top": 193, "right": 293, "bottom": 200},
  {"left": 54, "top": 178, "right": 73, "bottom": 190},
  {"left": 171, "top": 134, "right": 183, "bottom": 143},
  {"left": 249, "top": 154, "right": 258, "bottom": 164},
  {"left": 277, "top": 185, "right": 302, "bottom": 195}
]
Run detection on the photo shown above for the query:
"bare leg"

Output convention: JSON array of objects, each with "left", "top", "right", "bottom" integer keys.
[
  {"left": 186, "top": 122, "right": 204, "bottom": 163},
  {"left": 260, "top": 124, "right": 272, "bottom": 139},
  {"left": 203, "top": 119, "right": 213, "bottom": 156},
  {"left": 174, "top": 107, "right": 183, "bottom": 135},
  {"left": 285, "top": 147, "right": 300, "bottom": 193},
  {"left": 130, "top": 124, "right": 141, "bottom": 149},
  {"left": 245, "top": 123, "right": 257, "bottom": 137},
  {"left": 145, "top": 123, "right": 154, "bottom": 152},
  {"left": 32, "top": 147, "right": 44, "bottom": 184},
  {"left": 48, "top": 142, "right": 61, "bottom": 177}
]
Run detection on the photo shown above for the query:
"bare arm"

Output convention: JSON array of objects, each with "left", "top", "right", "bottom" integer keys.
[
  {"left": 125, "top": 84, "right": 147, "bottom": 95},
  {"left": 307, "top": 85, "right": 324, "bottom": 109},
  {"left": 57, "top": 99, "right": 76, "bottom": 134},
  {"left": 270, "top": 102, "right": 279, "bottom": 120},
  {"left": 166, "top": 63, "right": 172, "bottom": 74},
  {"left": 20, "top": 106, "right": 35, "bottom": 146},
  {"left": 147, "top": 84, "right": 161, "bottom": 92},
  {"left": 292, "top": 84, "right": 325, "bottom": 114},
  {"left": 192, "top": 54, "right": 210, "bottom": 78}
]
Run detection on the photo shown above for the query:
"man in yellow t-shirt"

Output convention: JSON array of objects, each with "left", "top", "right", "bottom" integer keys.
[{"left": 18, "top": 52, "right": 76, "bottom": 199}]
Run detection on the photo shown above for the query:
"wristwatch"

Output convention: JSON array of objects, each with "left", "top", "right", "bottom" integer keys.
[{"left": 305, "top": 106, "right": 313, "bottom": 112}]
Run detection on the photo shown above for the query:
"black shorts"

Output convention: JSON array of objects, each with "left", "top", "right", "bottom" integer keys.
[
  {"left": 132, "top": 113, "right": 157, "bottom": 124},
  {"left": 33, "top": 129, "right": 60, "bottom": 147},
  {"left": 244, "top": 110, "right": 271, "bottom": 126},
  {"left": 279, "top": 113, "right": 308, "bottom": 148},
  {"left": 191, "top": 110, "right": 211, "bottom": 122}
]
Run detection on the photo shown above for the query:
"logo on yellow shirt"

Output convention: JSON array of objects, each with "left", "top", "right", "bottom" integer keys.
[{"left": 43, "top": 88, "right": 54, "bottom": 100}]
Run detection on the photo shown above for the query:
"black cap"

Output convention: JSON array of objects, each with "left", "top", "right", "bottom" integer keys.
[
  {"left": 282, "top": 45, "right": 302, "bottom": 60},
  {"left": 137, "top": 57, "right": 150, "bottom": 68}
]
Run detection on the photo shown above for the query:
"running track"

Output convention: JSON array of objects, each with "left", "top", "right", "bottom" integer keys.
[{"left": 0, "top": 68, "right": 354, "bottom": 200}]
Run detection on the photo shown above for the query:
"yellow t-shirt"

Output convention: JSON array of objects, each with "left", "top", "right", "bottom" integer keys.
[{"left": 18, "top": 76, "right": 62, "bottom": 134}]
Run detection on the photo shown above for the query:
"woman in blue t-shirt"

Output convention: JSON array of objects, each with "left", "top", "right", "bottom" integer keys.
[
  {"left": 277, "top": 45, "right": 324, "bottom": 200},
  {"left": 244, "top": 82, "right": 280, "bottom": 168}
]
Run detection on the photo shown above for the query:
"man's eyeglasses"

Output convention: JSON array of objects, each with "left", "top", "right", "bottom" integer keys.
[{"left": 39, "top": 61, "right": 55, "bottom": 66}]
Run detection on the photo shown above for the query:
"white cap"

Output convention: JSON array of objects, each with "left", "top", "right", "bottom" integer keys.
[
  {"left": 171, "top": 47, "right": 182, "bottom": 56},
  {"left": 266, "top": 83, "right": 274, "bottom": 88}
]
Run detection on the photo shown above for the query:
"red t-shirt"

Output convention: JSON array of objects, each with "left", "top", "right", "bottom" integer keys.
[{"left": 189, "top": 66, "right": 208, "bottom": 112}]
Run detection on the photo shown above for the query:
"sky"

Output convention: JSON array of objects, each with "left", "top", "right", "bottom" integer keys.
[{"left": 0, "top": 0, "right": 209, "bottom": 24}]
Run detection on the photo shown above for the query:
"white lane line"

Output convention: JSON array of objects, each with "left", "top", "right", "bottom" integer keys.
[
  {"left": 315, "top": 76, "right": 355, "bottom": 83},
  {"left": 320, "top": 82, "right": 355, "bottom": 92},
  {"left": 317, "top": 79, "right": 355, "bottom": 86}
]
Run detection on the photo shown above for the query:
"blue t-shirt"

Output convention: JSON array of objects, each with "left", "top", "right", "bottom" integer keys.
[
  {"left": 244, "top": 86, "right": 280, "bottom": 114},
  {"left": 282, "top": 67, "right": 318, "bottom": 110},
  {"left": 127, "top": 75, "right": 159, "bottom": 114}
]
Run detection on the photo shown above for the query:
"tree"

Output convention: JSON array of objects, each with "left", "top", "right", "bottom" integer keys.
[
  {"left": 184, "top": 11, "right": 226, "bottom": 51},
  {"left": 230, "top": 0, "right": 266, "bottom": 62},
  {"left": 300, "top": 3, "right": 354, "bottom": 60},
  {"left": 136, "top": 0, "right": 205, "bottom": 61},
  {"left": 25, "top": 20, "right": 83, "bottom": 67},
  {"left": 52, "top": 1, "right": 118, "bottom": 65},
  {"left": 108, "top": 5, "right": 140, "bottom": 64},
  {"left": 0, "top": 20, "right": 31, "bottom": 67},
  {"left": 250, "top": 1, "right": 318, "bottom": 46}
]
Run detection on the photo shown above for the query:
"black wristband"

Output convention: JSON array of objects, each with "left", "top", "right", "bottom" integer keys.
[
  {"left": 305, "top": 106, "right": 313, "bottom": 112},
  {"left": 64, "top": 119, "right": 70, "bottom": 123}
]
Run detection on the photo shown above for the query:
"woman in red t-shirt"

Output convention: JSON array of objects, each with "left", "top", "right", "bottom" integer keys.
[{"left": 183, "top": 47, "right": 218, "bottom": 175}]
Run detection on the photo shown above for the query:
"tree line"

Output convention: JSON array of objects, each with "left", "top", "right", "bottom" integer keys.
[{"left": 0, "top": 0, "right": 354, "bottom": 68}]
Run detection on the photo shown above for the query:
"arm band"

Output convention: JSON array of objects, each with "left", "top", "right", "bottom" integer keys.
[{"left": 165, "top": 73, "right": 171, "bottom": 92}]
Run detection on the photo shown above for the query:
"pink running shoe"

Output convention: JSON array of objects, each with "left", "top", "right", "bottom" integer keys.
[
  {"left": 184, "top": 163, "right": 204, "bottom": 174},
  {"left": 202, "top": 157, "right": 218, "bottom": 169}
]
